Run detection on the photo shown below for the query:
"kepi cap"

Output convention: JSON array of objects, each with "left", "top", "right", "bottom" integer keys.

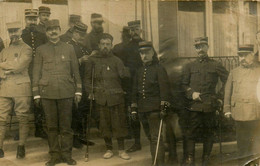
[
  {"left": 73, "top": 22, "right": 88, "bottom": 34},
  {"left": 38, "top": 6, "right": 51, "bottom": 14},
  {"left": 6, "top": 21, "right": 22, "bottom": 30},
  {"left": 238, "top": 44, "right": 254, "bottom": 55},
  {"left": 69, "top": 14, "right": 81, "bottom": 24},
  {"left": 128, "top": 20, "right": 141, "bottom": 28},
  {"left": 194, "top": 37, "right": 208, "bottom": 46},
  {"left": 100, "top": 33, "right": 113, "bottom": 42},
  {"left": 46, "top": 19, "right": 60, "bottom": 29},
  {"left": 91, "top": 13, "right": 104, "bottom": 23},
  {"left": 139, "top": 41, "right": 153, "bottom": 51},
  {"left": 25, "top": 9, "right": 38, "bottom": 17}
]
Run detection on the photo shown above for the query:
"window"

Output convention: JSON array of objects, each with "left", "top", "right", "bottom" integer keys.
[{"left": 42, "top": 0, "right": 68, "bottom": 5}]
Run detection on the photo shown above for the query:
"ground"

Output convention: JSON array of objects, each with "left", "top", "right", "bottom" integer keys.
[{"left": 0, "top": 128, "right": 245, "bottom": 166}]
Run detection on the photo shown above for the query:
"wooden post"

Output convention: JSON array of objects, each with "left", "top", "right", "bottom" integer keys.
[{"left": 205, "top": 0, "right": 214, "bottom": 57}]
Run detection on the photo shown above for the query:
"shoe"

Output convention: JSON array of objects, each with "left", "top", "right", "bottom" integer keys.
[
  {"left": 63, "top": 158, "right": 77, "bottom": 165},
  {"left": 126, "top": 144, "right": 141, "bottom": 153},
  {"left": 73, "top": 136, "right": 83, "bottom": 149},
  {"left": 103, "top": 150, "right": 114, "bottom": 159},
  {"left": 0, "top": 149, "right": 4, "bottom": 158},
  {"left": 35, "top": 129, "right": 48, "bottom": 139},
  {"left": 45, "top": 158, "right": 62, "bottom": 166},
  {"left": 16, "top": 145, "right": 25, "bottom": 159},
  {"left": 119, "top": 150, "right": 131, "bottom": 160}
]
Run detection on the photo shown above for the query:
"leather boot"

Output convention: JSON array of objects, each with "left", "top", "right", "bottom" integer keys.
[
  {"left": 16, "top": 145, "right": 25, "bottom": 159},
  {"left": 0, "top": 149, "right": 4, "bottom": 158}
]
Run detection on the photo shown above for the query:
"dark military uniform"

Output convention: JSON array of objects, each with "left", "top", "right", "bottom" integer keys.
[
  {"left": 32, "top": 20, "right": 82, "bottom": 161},
  {"left": 36, "top": 6, "right": 51, "bottom": 34},
  {"left": 182, "top": 40, "right": 228, "bottom": 164},
  {"left": 85, "top": 30, "right": 103, "bottom": 51},
  {"left": 0, "top": 38, "right": 4, "bottom": 53},
  {"left": 36, "top": 22, "right": 47, "bottom": 34},
  {"left": 60, "top": 29, "right": 73, "bottom": 43}
]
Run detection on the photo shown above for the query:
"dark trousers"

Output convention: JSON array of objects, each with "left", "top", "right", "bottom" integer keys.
[
  {"left": 236, "top": 120, "right": 260, "bottom": 157},
  {"left": 41, "top": 98, "right": 73, "bottom": 159},
  {"left": 183, "top": 111, "right": 216, "bottom": 159},
  {"left": 34, "top": 102, "right": 45, "bottom": 131},
  {"left": 139, "top": 111, "right": 164, "bottom": 165}
]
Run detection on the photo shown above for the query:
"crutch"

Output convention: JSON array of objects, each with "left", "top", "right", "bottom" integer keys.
[
  {"left": 85, "top": 65, "right": 95, "bottom": 162},
  {"left": 153, "top": 119, "right": 163, "bottom": 166}
]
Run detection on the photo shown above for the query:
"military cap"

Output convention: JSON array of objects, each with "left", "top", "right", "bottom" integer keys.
[
  {"left": 38, "top": 6, "right": 51, "bottom": 14},
  {"left": 194, "top": 37, "right": 208, "bottom": 45},
  {"left": 69, "top": 14, "right": 81, "bottom": 24},
  {"left": 6, "top": 21, "right": 22, "bottom": 30},
  {"left": 25, "top": 9, "right": 38, "bottom": 17},
  {"left": 73, "top": 22, "right": 88, "bottom": 34},
  {"left": 91, "top": 13, "right": 104, "bottom": 22},
  {"left": 46, "top": 19, "right": 60, "bottom": 29},
  {"left": 128, "top": 20, "right": 141, "bottom": 28},
  {"left": 100, "top": 33, "right": 113, "bottom": 42},
  {"left": 139, "top": 41, "right": 153, "bottom": 51},
  {"left": 238, "top": 44, "right": 254, "bottom": 54}
]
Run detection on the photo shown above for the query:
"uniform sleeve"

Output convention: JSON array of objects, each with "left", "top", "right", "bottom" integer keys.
[
  {"left": 70, "top": 46, "right": 82, "bottom": 95},
  {"left": 158, "top": 65, "right": 171, "bottom": 103},
  {"left": 131, "top": 71, "right": 138, "bottom": 107},
  {"left": 216, "top": 62, "right": 229, "bottom": 99},
  {"left": 116, "top": 58, "right": 130, "bottom": 79},
  {"left": 223, "top": 71, "right": 233, "bottom": 113},
  {"left": 32, "top": 47, "right": 43, "bottom": 97},
  {"left": 84, "top": 58, "right": 94, "bottom": 94},
  {"left": 181, "top": 63, "right": 194, "bottom": 100},
  {"left": 0, "top": 45, "right": 32, "bottom": 73},
  {"left": 83, "top": 35, "right": 92, "bottom": 54}
]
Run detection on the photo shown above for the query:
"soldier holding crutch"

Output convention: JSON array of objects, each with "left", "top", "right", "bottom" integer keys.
[{"left": 130, "top": 41, "right": 171, "bottom": 165}]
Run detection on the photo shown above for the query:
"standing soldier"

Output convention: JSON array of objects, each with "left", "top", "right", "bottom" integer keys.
[
  {"left": 130, "top": 41, "right": 171, "bottom": 165},
  {"left": 0, "top": 21, "right": 32, "bottom": 159},
  {"left": 33, "top": 19, "right": 81, "bottom": 166},
  {"left": 84, "top": 33, "right": 131, "bottom": 160},
  {"left": 181, "top": 37, "right": 228, "bottom": 166},
  {"left": 67, "top": 21, "right": 94, "bottom": 148},
  {"left": 36, "top": 6, "right": 51, "bottom": 34},
  {"left": 21, "top": 9, "right": 48, "bottom": 139},
  {"left": 0, "top": 37, "right": 4, "bottom": 53},
  {"left": 224, "top": 45, "right": 260, "bottom": 164},
  {"left": 60, "top": 15, "right": 81, "bottom": 43},
  {"left": 84, "top": 13, "right": 104, "bottom": 52},
  {"left": 125, "top": 20, "right": 150, "bottom": 153}
]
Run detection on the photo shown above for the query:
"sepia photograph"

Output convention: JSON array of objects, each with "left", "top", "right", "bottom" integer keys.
[{"left": 0, "top": 0, "right": 259, "bottom": 166}]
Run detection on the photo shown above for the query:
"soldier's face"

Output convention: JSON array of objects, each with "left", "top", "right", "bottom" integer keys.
[
  {"left": 140, "top": 48, "right": 154, "bottom": 63},
  {"left": 46, "top": 26, "right": 61, "bottom": 41},
  {"left": 99, "top": 38, "right": 112, "bottom": 55},
  {"left": 195, "top": 44, "right": 208, "bottom": 56},
  {"left": 73, "top": 32, "right": 85, "bottom": 44},
  {"left": 8, "top": 28, "right": 21, "bottom": 43},
  {"left": 39, "top": 13, "right": 50, "bottom": 23},
  {"left": 91, "top": 21, "right": 104, "bottom": 33},
  {"left": 25, "top": 17, "right": 38, "bottom": 28},
  {"left": 239, "top": 52, "right": 254, "bottom": 65},
  {"left": 130, "top": 26, "right": 141, "bottom": 40}
]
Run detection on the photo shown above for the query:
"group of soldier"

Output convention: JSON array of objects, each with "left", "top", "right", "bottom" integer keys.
[{"left": 0, "top": 4, "right": 260, "bottom": 166}]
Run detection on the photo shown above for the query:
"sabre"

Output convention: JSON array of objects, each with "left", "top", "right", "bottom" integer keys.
[{"left": 153, "top": 119, "right": 163, "bottom": 166}]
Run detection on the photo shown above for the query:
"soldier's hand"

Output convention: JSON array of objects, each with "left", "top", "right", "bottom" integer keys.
[
  {"left": 79, "top": 55, "right": 89, "bottom": 64},
  {"left": 88, "top": 93, "right": 94, "bottom": 100},
  {"left": 34, "top": 98, "right": 41, "bottom": 108},
  {"left": 90, "top": 50, "right": 98, "bottom": 57},
  {"left": 160, "top": 109, "right": 167, "bottom": 120},
  {"left": 131, "top": 107, "right": 138, "bottom": 121},
  {"left": 224, "top": 112, "right": 231, "bottom": 119},
  {"left": 192, "top": 92, "right": 202, "bottom": 101},
  {"left": 74, "top": 95, "right": 81, "bottom": 105}
]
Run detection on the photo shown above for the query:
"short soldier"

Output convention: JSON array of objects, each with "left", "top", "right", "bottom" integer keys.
[
  {"left": 36, "top": 6, "right": 51, "bottom": 34},
  {"left": 21, "top": 9, "right": 48, "bottom": 139},
  {"left": 130, "top": 41, "right": 171, "bottom": 165},
  {"left": 224, "top": 45, "right": 260, "bottom": 163},
  {"left": 0, "top": 37, "right": 4, "bottom": 53},
  {"left": 33, "top": 19, "right": 81, "bottom": 166},
  {"left": 0, "top": 21, "right": 32, "bottom": 159},
  {"left": 84, "top": 13, "right": 105, "bottom": 52},
  {"left": 60, "top": 15, "right": 81, "bottom": 43},
  {"left": 84, "top": 33, "right": 131, "bottom": 160},
  {"left": 181, "top": 37, "right": 228, "bottom": 166},
  {"left": 67, "top": 21, "right": 94, "bottom": 148}
]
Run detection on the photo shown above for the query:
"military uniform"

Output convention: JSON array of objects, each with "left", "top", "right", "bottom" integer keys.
[
  {"left": 36, "top": 6, "right": 51, "bottom": 34},
  {"left": 32, "top": 20, "right": 82, "bottom": 162},
  {"left": 84, "top": 34, "right": 130, "bottom": 156},
  {"left": 0, "top": 37, "right": 4, "bottom": 53},
  {"left": 131, "top": 41, "right": 171, "bottom": 165},
  {"left": 0, "top": 21, "right": 32, "bottom": 159},
  {"left": 181, "top": 37, "right": 228, "bottom": 165},
  {"left": 224, "top": 45, "right": 260, "bottom": 158}
]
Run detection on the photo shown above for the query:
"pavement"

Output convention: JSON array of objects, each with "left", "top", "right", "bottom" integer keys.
[{"left": 0, "top": 128, "right": 246, "bottom": 166}]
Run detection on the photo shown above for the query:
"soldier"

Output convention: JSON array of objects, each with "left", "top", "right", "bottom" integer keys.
[
  {"left": 181, "top": 37, "right": 228, "bottom": 166},
  {"left": 130, "top": 41, "right": 171, "bottom": 165},
  {"left": 0, "top": 37, "right": 4, "bottom": 53},
  {"left": 84, "top": 13, "right": 104, "bottom": 52},
  {"left": 33, "top": 19, "right": 81, "bottom": 166},
  {"left": 125, "top": 20, "right": 150, "bottom": 153},
  {"left": 36, "top": 6, "right": 51, "bottom": 34},
  {"left": 84, "top": 33, "right": 131, "bottom": 160},
  {"left": 60, "top": 15, "right": 81, "bottom": 43},
  {"left": 21, "top": 9, "right": 48, "bottom": 139},
  {"left": 0, "top": 21, "right": 32, "bottom": 159},
  {"left": 67, "top": 21, "right": 94, "bottom": 149},
  {"left": 224, "top": 45, "right": 260, "bottom": 163}
]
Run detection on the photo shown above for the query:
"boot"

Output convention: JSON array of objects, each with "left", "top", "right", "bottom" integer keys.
[
  {"left": 62, "top": 157, "right": 77, "bottom": 165},
  {"left": 73, "top": 135, "right": 83, "bottom": 149},
  {"left": 119, "top": 150, "right": 131, "bottom": 160},
  {"left": 126, "top": 143, "right": 141, "bottom": 153},
  {"left": 16, "top": 145, "right": 25, "bottom": 159},
  {"left": 0, "top": 149, "right": 4, "bottom": 158},
  {"left": 45, "top": 157, "right": 62, "bottom": 166}
]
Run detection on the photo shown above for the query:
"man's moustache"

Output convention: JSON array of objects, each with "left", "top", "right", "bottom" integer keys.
[{"left": 50, "top": 33, "right": 58, "bottom": 36}]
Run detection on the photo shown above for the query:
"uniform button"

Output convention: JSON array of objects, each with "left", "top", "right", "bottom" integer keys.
[
  {"left": 144, "top": 68, "right": 147, "bottom": 71},
  {"left": 143, "top": 97, "right": 146, "bottom": 99}
]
